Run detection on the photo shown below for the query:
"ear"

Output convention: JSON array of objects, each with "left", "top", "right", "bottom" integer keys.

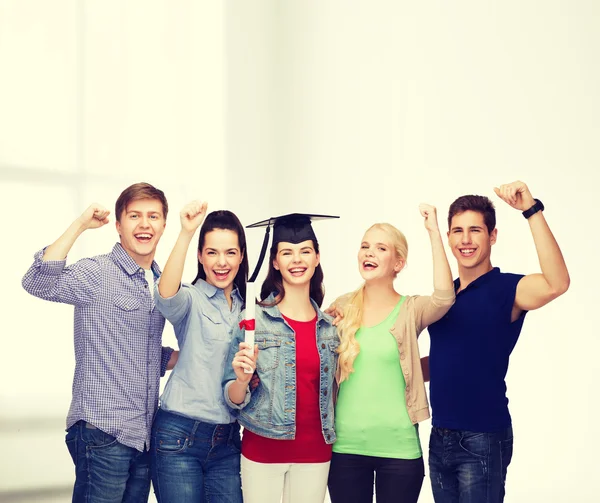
[
  {"left": 197, "top": 249, "right": 203, "bottom": 264},
  {"left": 394, "top": 257, "right": 405, "bottom": 273},
  {"left": 273, "top": 258, "right": 280, "bottom": 271},
  {"left": 315, "top": 252, "right": 320, "bottom": 268},
  {"left": 116, "top": 220, "right": 122, "bottom": 236},
  {"left": 490, "top": 228, "right": 498, "bottom": 245}
]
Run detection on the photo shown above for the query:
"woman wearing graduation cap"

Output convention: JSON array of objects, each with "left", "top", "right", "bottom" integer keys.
[
  {"left": 150, "top": 201, "right": 248, "bottom": 503},
  {"left": 325, "top": 205, "right": 455, "bottom": 503},
  {"left": 222, "top": 213, "right": 340, "bottom": 503}
]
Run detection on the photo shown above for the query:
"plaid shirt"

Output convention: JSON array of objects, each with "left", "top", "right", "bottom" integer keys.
[{"left": 22, "top": 243, "right": 172, "bottom": 451}]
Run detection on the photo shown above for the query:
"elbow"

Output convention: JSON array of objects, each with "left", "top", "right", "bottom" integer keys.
[{"left": 552, "top": 276, "right": 570, "bottom": 298}]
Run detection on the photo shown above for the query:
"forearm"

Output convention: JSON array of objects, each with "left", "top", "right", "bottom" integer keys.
[
  {"left": 43, "top": 219, "right": 87, "bottom": 261},
  {"left": 159, "top": 229, "right": 195, "bottom": 298},
  {"left": 227, "top": 378, "right": 250, "bottom": 405},
  {"left": 429, "top": 229, "right": 454, "bottom": 291},
  {"left": 528, "top": 212, "right": 570, "bottom": 294}
]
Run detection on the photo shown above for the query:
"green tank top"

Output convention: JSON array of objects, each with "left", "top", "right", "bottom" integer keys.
[{"left": 333, "top": 296, "right": 422, "bottom": 458}]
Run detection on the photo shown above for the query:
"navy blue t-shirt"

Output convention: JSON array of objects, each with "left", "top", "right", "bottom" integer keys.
[{"left": 428, "top": 267, "right": 526, "bottom": 432}]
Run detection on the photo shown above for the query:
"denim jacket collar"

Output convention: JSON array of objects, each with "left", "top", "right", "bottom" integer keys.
[
  {"left": 193, "top": 278, "right": 242, "bottom": 303},
  {"left": 260, "top": 292, "right": 332, "bottom": 326}
]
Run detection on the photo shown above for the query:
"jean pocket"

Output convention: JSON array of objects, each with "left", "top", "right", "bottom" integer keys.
[
  {"left": 65, "top": 425, "right": 78, "bottom": 463},
  {"left": 459, "top": 431, "right": 489, "bottom": 459},
  {"left": 80, "top": 424, "right": 118, "bottom": 450},
  {"left": 154, "top": 428, "right": 189, "bottom": 454}
]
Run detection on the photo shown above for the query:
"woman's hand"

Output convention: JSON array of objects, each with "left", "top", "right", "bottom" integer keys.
[
  {"left": 419, "top": 203, "right": 440, "bottom": 234},
  {"left": 232, "top": 342, "right": 258, "bottom": 383}
]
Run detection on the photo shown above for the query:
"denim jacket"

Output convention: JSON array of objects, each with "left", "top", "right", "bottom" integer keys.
[{"left": 222, "top": 294, "right": 339, "bottom": 444}]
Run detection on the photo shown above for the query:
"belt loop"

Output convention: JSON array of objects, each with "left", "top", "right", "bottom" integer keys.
[{"left": 189, "top": 420, "right": 200, "bottom": 447}]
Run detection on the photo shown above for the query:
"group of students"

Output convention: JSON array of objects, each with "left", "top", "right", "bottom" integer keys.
[{"left": 22, "top": 179, "right": 569, "bottom": 503}]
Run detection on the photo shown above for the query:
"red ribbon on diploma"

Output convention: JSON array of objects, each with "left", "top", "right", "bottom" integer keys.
[{"left": 239, "top": 319, "right": 255, "bottom": 331}]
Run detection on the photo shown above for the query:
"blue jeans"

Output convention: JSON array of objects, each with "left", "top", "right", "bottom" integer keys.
[
  {"left": 150, "top": 408, "right": 243, "bottom": 503},
  {"left": 428, "top": 426, "right": 513, "bottom": 503},
  {"left": 65, "top": 420, "right": 151, "bottom": 503}
]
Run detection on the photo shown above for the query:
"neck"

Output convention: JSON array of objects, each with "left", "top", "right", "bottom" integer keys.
[
  {"left": 363, "top": 279, "right": 400, "bottom": 306},
  {"left": 133, "top": 254, "right": 154, "bottom": 270},
  {"left": 278, "top": 283, "right": 315, "bottom": 321},
  {"left": 457, "top": 260, "right": 493, "bottom": 291}
]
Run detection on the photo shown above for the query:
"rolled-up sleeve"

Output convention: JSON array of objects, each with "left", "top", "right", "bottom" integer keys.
[
  {"left": 22, "top": 248, "right": 99, "bottom": 306},
  {"left": 154, "top": 280, "right": 193, "bottom": 327},
  {"left": 160, "top": 346, "right": 175, "bottom": 377},
  {"left": 414, "top": 288, "right": 456, "bottom": 331}
]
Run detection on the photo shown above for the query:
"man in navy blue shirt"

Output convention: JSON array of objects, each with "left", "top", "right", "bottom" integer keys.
[{"left": 427, "top": 180, "right": 570, "bottom": 503}]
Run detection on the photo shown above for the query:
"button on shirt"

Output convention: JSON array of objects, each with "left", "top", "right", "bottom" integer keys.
[
  {"left": 22, "top": 243, "right": 171, "bottom": 451},
  {"left": 156, "top": 278, "right": 242, "bottom": 424}
]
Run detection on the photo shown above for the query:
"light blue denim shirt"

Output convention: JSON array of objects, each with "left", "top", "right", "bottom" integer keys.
[
  {"left": 222, "top": 294, "right": 340, "bottom": 444},
  {"left": 156, "top": 278, "right": 243, "bottom": 424}
]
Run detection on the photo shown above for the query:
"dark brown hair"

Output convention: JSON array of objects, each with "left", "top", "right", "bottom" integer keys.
[
  {"left": 259, "top": 240, "right": 325, "bottom": 308},
  {"left": 191, "top": 210, "right": 249, "bottom": 302},
  {"left": 115, "top": 183, "right": 168, "bottom": 222},
  {"left": 448, "top": 195, "right": 496, "bottom": 233}
]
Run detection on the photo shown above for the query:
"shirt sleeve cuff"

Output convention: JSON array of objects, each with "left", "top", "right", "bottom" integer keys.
[
  {"left": 431, "top": 288, "right": 456, "bottom": 306},
  {"left": 34, "top": 247, "right": 67, "bottom": 274},
  {"left": 160, "top": 346, "right": 175, "bottom": 377},
  {"left": 224, "top": 380, "right": 251, "bottom": 410}
]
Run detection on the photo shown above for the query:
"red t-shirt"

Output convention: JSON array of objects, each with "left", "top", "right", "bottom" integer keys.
[{"left": 241, "top": 314, "right": 332, "bottom": 463}]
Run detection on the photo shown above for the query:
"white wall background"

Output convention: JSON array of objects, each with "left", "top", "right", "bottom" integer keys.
[{"left": 0, "top": 1, "right": 597, "bottom": 501}]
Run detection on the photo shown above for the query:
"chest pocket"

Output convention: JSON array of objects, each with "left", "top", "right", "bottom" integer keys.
[
  {"left": 201, "top": 307, "right": 227, "bottom": 342},
  {"left": 255, "top": 337, "right": 281, "bottom": 371},
  {"left": 113, "top": 295, "right": 142, "bottom": 312}
]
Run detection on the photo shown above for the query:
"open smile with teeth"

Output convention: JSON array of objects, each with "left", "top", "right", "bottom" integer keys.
[
  {"left": 135, "top": 233, "right": 153, "bottom": 242},
  {"left": 459, "top": 248, "right": 476, "bottom": 256},
  {"left": 213, "top": 269, "right": 230, "bottom": 280},
  {"left": 289, "top": 267, "right": 307, "bottom": 277},
  {"left": 363, "top": 261, "right": 378, "bottom": 270}
]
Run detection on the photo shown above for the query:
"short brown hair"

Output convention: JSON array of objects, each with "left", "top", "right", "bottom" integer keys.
[
  {"left": 115, "top": 183, "right": 168, "bottom": 222},
  {"left": 448, "top": 195, "right": 495, "bottom": 233}
]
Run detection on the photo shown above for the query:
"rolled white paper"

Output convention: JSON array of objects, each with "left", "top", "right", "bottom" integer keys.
[{"left": 243, "top": 282, "right": 256, "bottom": 373}]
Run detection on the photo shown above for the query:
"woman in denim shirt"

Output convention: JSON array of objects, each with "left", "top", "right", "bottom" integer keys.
[
  {"left": 150, "top": 201, "right": 248, "bottom": 503},
  {"left": 223, "top": 214, "right": 339, "bottom": 503}
]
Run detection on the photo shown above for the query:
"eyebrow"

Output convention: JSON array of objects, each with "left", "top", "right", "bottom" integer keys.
[
  {"left": 451, "top": 225, "right": 484, "bottom": 231},
  {"left": 127, "top": 210, "right": 162, "bottom": 215},
  {"left": 205, "top": 247, "right": 239, "bottom": 252},
  {"left": 361, "top": 241, "right": 389, "bottom": 247},
  {"left": 279, "top": 246, "right": 314, "bottom": 252}
]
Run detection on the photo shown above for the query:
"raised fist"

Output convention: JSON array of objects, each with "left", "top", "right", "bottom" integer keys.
[
  {"left": 180, "top": 200, "right": 208, "bottom": 234},
  {"left": 419, "top": 203, "right": 439, "bottom": 233},
  {"left": 493, "top": 181, "right": 535, "bottom": 212},
  {"left": 78, "top": 204, "right": 110, "bottom": 230}
]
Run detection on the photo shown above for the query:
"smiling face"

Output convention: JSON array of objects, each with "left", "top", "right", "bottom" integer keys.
[
  {"left": 358, "top": 227, "right": 404, "bottom": 282},
  {"left": 448, "top": 210, "right": 497, "bottom": 273},
  {"left": 116, "top": 198, "right": 166, "bottom": 268},
  {"left": 198, "top": 229, "right": 243, "bottom": 296},
  {"left": 273, "top": 240, "right": 320, "bottom": 289}
]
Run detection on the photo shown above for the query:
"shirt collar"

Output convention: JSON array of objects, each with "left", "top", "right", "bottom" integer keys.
[
  {"left": 192, "top": 278, "right": 243, "bottom": 303},
  {"left": 455, "top": 266, "right": 500, "bottom": 293},
  {"left": 111, "top": 242, "right": 161, "bottom": 277}
]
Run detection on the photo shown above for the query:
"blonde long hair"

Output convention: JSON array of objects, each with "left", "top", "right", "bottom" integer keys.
[{"left": 336, "top": 223, "right": 408, "bottom": 383}]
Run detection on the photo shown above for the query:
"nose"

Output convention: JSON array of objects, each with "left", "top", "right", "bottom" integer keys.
[
  {"left": 216, "top": 253, "right": 227, "bottom": 266},
  {"left": 292, "top": 251, "right": 302, "bottom": 263},
  {"left": 461, "top": 232, "right": 472, "bottom": 245},
  {"left": 365, "top": 247, "right": 374, "bottom": 257},
  {"left": 139, "top": 216, "right": 150, "bottom": 228}
]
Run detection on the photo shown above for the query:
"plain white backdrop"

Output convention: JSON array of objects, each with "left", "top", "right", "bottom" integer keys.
[{"left": 0, "top": 1, "right": 597, "bottom": 501}]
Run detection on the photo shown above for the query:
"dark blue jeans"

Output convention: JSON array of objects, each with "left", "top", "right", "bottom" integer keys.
[
  {"left": 428, "top": 426, "right": 513, "bottom": 503},
  {"left": 150, "top": 408, "right": 243, "bottom": 503},
  {"left": 65, "top": 420, "right": 151, "bottom": 503}
]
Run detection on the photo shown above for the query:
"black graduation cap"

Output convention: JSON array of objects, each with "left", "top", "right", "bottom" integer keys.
[{"left": 247, "top": 213, "right": 339, "bottom": 282}]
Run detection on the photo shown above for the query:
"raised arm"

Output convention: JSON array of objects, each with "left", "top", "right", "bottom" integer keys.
[
  {"left": 158, "top": 201, "right": 207, "bottom": 298},
  {"left": 494, "top": 181, "right": 570, "bottom": 318},
  {"left": 43, "top": 204, "right": 110, "bottom": 261},
  {"left": 416, "top": 204, "right": 455, "bottom": 328}
]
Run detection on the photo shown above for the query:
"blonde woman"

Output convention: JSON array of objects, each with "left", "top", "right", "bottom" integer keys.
[{"left": 326, "top": 204, "right": 455, "bottom": 503}]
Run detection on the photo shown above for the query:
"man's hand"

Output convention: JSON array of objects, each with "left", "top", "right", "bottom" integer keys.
[
  {"left": 180, "top": 201, "right": 208, "bottom": 234},
  {"left": 77, "top": 204, "right": 110, "bottom": 231},
  {"left": 419, "top": 203, "right": 440, "bottom": 233},
  {"left": 494, "top": 181, "right": 536, "bottom": 212}
]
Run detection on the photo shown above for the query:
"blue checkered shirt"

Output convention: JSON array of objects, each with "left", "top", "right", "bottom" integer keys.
[{"left": 22, "top": 243, "right": 172, "bottom": 451}]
